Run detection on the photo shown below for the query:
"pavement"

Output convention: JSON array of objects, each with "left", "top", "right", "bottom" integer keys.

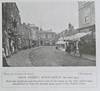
[
  {"left": 6, "top": 46, "right": 96, "bottom": 67},
  {"left": 82, "top": 54, "right": 96, "bottom": 61},
  {"left": 55, "top": 48, "right": 96, "bottom": 61}
]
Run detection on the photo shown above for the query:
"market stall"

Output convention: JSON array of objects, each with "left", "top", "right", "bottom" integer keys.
[
  {"left": 57, "top": 31, "right": 92, "bottom": 55},
  {"left": 56, "top": 40, "right": 66, "bottom": 51},
  {"left": 64, "top": 31, "right": 92, "bottom": 41}
]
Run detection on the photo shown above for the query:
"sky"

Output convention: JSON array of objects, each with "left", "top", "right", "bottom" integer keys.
[{"left": 17, "top": 1, "right": 79, "bottom": 33}]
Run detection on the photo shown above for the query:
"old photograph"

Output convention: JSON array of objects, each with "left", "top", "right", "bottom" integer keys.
[{"left": 2, "top": 1, "right": 96, "bottom": 67}]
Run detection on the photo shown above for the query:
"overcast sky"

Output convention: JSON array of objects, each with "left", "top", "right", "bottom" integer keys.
[{"left": 17, "top": 1, "right": 79, "bottom": 33}]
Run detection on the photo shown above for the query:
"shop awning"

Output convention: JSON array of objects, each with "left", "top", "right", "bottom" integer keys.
[
  {"left": 58, "top": 37, "right": 64, "bottom": 41},
  {"left": 64, "top": 31, "right": 91, "bottom": 41},
  {"left": 56, "top": 40, "right": 66, "bottom": 44}
]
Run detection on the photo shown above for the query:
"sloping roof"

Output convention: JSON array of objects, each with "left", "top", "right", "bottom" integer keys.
[{"left": 64, "top": 31, "right": 92, "bottom": 40}]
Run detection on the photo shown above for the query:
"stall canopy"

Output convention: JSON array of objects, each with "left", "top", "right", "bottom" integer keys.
[
  {"left": 62, "top": 31, "right": 92, "bottom": 41},
  {"left": 58, "top": 37, "right": 64, "bottom": 41},
  {"left": 56, "top": 40, "right": 66, "bottom": 44}
]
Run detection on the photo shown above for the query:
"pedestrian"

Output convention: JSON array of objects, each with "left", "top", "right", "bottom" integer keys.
[
  {"left": 78, "top": 40, "right": 82, "bottom": 57},
  {"left": 67, "top": 41, "right": 71, "bottom": 54},
  {"left": 13, "top": 38, "right": 18, "bottom": 53},
  {"left": 2, "top": 48, "right": 9, "bottom": 67},
  {"left": 9, "top": 38, "right": 12, "bottom": 55},
  {"left": 70, "top": 41, "right": 73, "bottom": 53},
  {"left": 73, "top": 41, "right": 76, "bottom": 56},
  {"left": 3, "top": 30, "right": 9, "bottom": 57},
  {"left": 11, "top": 40, "right": 14, "bottom": 54}
]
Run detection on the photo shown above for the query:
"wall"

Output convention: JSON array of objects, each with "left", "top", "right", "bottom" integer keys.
[
  {"left": 38, "top": 31, "right": 57, "bottom": 46},
  {"left": 78, "top": 1, "right": 96, "bottom": 55},
  {"left": 78, "top": 1, "right": 95, "bottom": 28}
]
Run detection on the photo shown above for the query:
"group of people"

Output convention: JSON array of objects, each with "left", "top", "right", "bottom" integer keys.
[
  {"left": 3, "top": 30, "right": 18, "bottom": 58},
  {"left": 2, "top": 48, "right": 9, "bottom": 67},
  {"left": 2, "top": 29, "right": 18, "bottom": 67},
  {"left": 65, "top": 41, "right": 76, "bottom": 54},
  {"left": 65, "top": 40, "right": 83, "bottom": 57}
]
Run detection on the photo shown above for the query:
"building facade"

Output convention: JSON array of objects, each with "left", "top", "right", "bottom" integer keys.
[
  {"left": 28, "top": 24, "right": 40, "bottom": 47},
  {"left": 18, "top": 23, "right": 40, "bottom": 49},
  {"left": 2, "top": 3, "right": 21, "bottom": 56},
  {"left": 78, "top": 1, "right": 95, "bottom": 28},
  {"left": 38, "top": 31, "right": 57, "bottom": 46},
  {"left": 78, "top": 1, "right": 95, "bottom": 55},
  {"left": 57, "top": 23, "right": 77, "bottom": 40},
  {"left": 18, "top": 23, "right": 31, "bottom": 49}
]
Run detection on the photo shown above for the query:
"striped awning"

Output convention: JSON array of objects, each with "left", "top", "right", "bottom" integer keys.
[{"left": 64, "top": 31, "right": 92, "bottom": 41}]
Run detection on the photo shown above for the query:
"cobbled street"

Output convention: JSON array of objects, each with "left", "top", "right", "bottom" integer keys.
[{"left": 7, "top": 46, "right": 96, "bottom": 67}]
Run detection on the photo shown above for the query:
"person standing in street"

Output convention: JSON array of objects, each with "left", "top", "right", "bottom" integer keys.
[
  {"left": 78, "top": 40, "right": 82, "bottom": 57},
  {"left": 2, "top": 48, "right": 9, "bottom": 67},
  {"left": 65, "top": 41, "right": 68, "bottom": 52},
  {"left": 73, "top": 41, "right": 77, "bottom": 56},
  {"left": 68, "top": 41, "right": 71, "bottom": 54}
]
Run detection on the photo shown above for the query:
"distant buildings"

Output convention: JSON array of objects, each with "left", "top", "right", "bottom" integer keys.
[
  {"left": 28, "top": 24, "right": 40, "bottom": 47},
  {"left": 18, "top": 23, "right": 40, "bottom": 49},
  {"left": 38, "top": 30, "right": 57, "bottom": 46},
  {"left": 18, "top": 23, "right": 31, "bottom": 49},
  {"left": 16, "top": 22, "right": 57, "bottom": 49},
  {"left": 57, "top": 23, "right": 77, "bottom": 40}
]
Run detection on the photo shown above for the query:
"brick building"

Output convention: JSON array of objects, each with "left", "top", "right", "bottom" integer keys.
[{"left": 2, "top": 2, "right": 21, "bottom": 56}]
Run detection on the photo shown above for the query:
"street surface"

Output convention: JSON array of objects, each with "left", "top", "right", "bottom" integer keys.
[{"left": 7, "top": 46, "right": 96, "bottom": 67}]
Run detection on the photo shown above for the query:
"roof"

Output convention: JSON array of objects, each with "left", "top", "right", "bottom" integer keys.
[{"left": 64, "top": 31, "right": 92, "bottom": 41}]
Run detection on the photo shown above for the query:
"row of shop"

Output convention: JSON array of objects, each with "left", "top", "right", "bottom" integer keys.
[
  {"left": 2, "top": 3, "right": 39, "bottom": 58},
  {"left": 56, "top": 25, "right": 96, "bottom": 56}
]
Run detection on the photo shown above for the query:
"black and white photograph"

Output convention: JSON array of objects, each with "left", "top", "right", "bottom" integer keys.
[{"left": 2, "top": 0, "right": 96, "bottom": 67}]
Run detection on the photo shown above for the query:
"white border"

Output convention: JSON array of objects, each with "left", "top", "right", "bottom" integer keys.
[{"left": 0, "top": 0, "right": 98, "bottom": 91}]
